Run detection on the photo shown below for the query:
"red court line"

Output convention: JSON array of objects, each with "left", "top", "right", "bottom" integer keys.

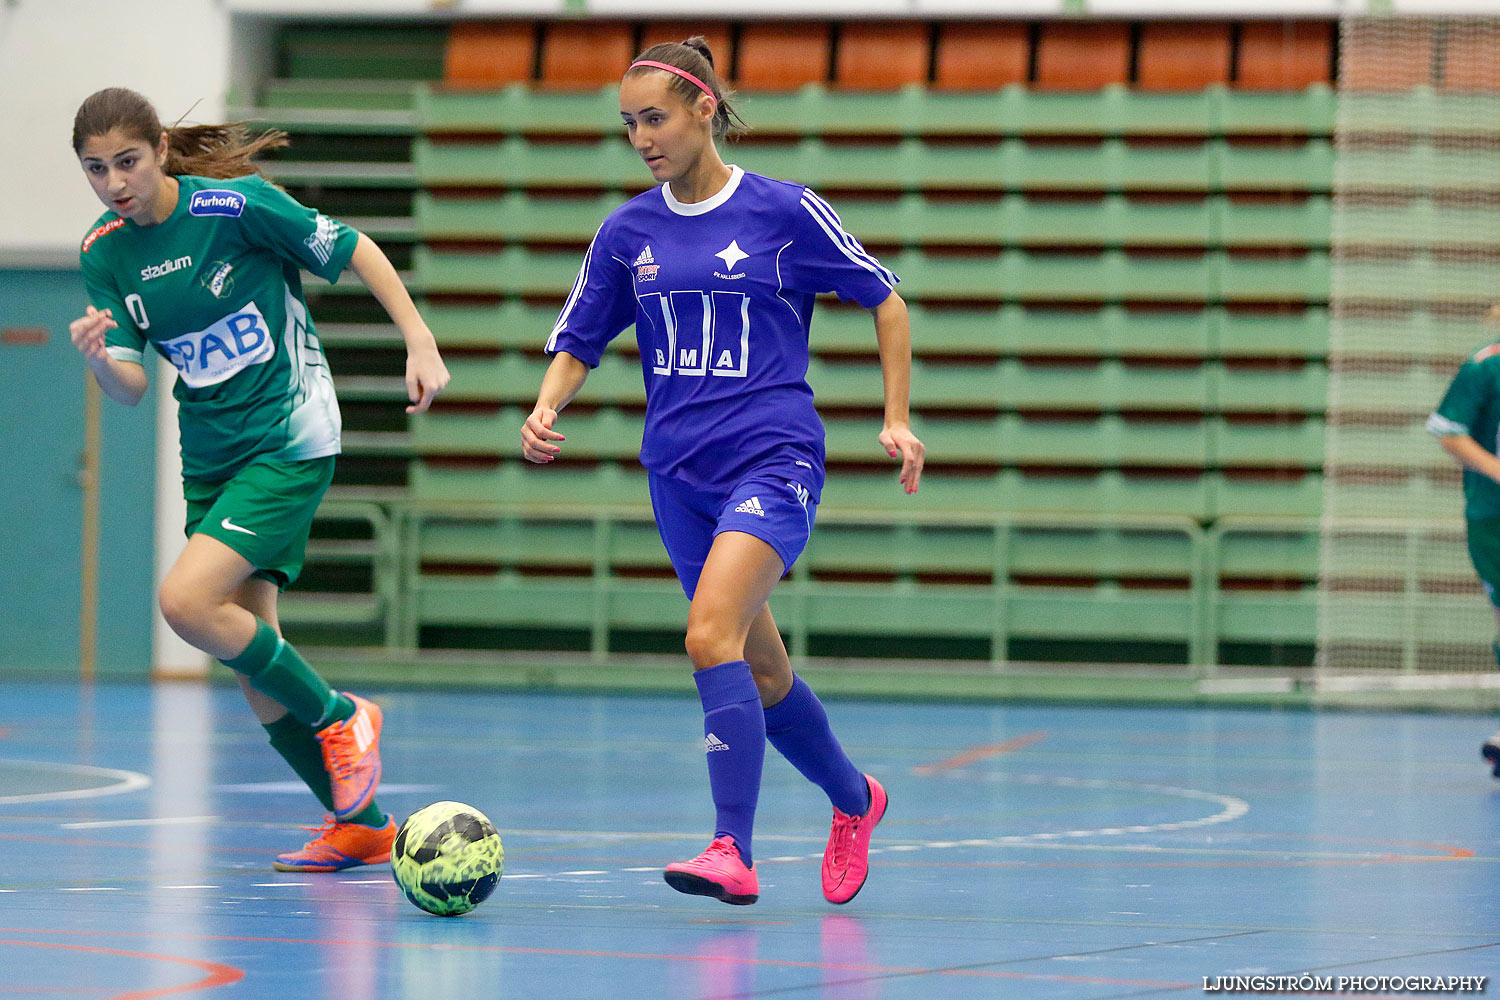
[
  {"left": 0, "top": 928, "right": 1191, "bottom": 989},
  {"left": 913, "top": 730, "right": 1048, "bottom": 774},
  {"left": 0, "top": 939, "right": 243, "bottom": 1000}
]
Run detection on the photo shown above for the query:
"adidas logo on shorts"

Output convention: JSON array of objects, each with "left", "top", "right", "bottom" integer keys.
[
  {"left": 705, "top": 732, "right": 730, "bottom": 752},
  {"left": 733, "top": 497, "right": 766, "bottom": 517}
]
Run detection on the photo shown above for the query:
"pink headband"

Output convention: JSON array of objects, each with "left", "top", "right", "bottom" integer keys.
[{"left": 628, "top": 60, "right": 717, "bottom": 108}]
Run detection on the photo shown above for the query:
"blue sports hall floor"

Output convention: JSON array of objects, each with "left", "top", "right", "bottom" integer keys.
[{"left": 1, "top": 679, "right": 1498, "bottom": 999}]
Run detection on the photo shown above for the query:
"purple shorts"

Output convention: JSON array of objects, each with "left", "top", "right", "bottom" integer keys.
[{"left": 648, "top": 470, "right": 818, "bottom": 599}]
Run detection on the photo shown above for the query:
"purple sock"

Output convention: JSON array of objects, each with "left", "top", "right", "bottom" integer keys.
[
  {"left": 694, "top": 660, "right": 765, "bottom": 866},
  {"left": 764, "top": 675, "right": 870, "bottom": 817}
]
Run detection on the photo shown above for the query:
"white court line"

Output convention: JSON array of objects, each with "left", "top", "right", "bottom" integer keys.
[
  {"left": 162, "top": 885, "right": 220, "bottom": 890},
  {"left": 0, "top": 759, "right": 150, "bottom": 805},
  {"left": 62, "top": 815, "right": 218, "bottom": 830},
  {"left": 57, "top": 887, "right": 120, "bottom": 892}
]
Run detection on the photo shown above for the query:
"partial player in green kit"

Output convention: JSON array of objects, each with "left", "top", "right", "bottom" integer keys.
[
  {"left": 67, "top": 87, "right": 450, "bottom": 870},
  {"left": 1429, "top": 304, "right": 1500, "bottom": 777}
]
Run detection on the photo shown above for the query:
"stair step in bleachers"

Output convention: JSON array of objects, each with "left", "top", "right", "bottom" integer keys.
[
  {"left": 415, "top": 191, "right": 1332, "bottom": 250},
  {"left": 413, "top": 135, "right": 1334, "bottom": 194},
  {"left": 416, "top": 83, "right": 1336, "bottom": 138}
]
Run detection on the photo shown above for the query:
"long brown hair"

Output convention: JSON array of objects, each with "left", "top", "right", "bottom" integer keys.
[
  {"left": 624, "top": 37, "right": 747, "bottom": 141},
  {"left": 72, "top": 87, "right": 288, "bottom": 179}
]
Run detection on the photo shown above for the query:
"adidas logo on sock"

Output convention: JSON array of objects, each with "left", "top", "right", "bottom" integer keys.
[
  {"left": 733, "top": 496, "right": 765, "bottom": 517},
  {"left": 633, "top": 245, "right": 655, "bottom": 267},
  {"left": 704, "top": 732, "right": 730, "bottom": 752}
]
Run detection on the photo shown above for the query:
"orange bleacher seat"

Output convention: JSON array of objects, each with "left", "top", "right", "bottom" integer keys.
[
  {"left": 1137, "top": 23, "right": 1231, "bottom": 91},
  {"left": 836, "top": 22, "right": 929, "bottom": 89},
  {"left": 637, "top": 22, "right": 733, "bottom": 68},
  {"left": 1237, "top": 21, "right": 1333, "bottom": 90},
  {"left": 736, "top": 23, "right": 831, "bottom": 90},
  {"left": 444, "top": 21, "right": 535, "bottom": 88},
  {"left": 1036, "top": 23, "right": 1131, "bottom": 91},
  {"left": 540, "top": 21, "right": 637, "bottom": 89},
  {"left": 1440, "top": 29, "right": 1500, "bottom": 92},
  {"left": 933, "top": 22, "right": 1029, "bottom": 90}
]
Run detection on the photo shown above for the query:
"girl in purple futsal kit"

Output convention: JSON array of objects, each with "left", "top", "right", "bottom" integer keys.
[{"left": 520, "top": 38, "right": 925, "bottom": 905}]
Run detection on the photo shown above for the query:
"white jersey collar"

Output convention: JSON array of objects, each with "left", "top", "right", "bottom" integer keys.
[{"left": 662, "top": 165, "right": 744, "bottom": 217}]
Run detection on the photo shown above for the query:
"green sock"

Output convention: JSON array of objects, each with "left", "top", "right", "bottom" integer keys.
[
  {"left": 263, "top": 715, "right": 388, "bottom": 828},
  {"left": 224, "top": 619, "right": 353, "bottom": 728},
  {"left": 264, "top": 714, "right": 335, "bottom": 813}
]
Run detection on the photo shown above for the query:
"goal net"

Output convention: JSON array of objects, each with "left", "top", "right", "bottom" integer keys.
[{"left": 1319, "top": 15, "right": 1500, "bottom": 677}]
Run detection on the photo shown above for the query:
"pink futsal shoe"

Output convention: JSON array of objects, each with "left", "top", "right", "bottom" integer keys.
[
  {"left": 821, "top": 774, "right": 888, "bottom": 904},
  {"left": 664, "top": 836, "right": 759, "bottom": 905},
  {"left": 317, "top": 693, "right": 383, "bottom": 820}
]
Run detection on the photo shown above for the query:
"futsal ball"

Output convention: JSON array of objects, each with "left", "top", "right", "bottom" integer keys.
[{"left": 391, "top": 801, "right": 505, "bottom": 916}]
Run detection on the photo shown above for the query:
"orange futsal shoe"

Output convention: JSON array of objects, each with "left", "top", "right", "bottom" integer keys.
[
  {"left": 273, "top": 815, "right": 396, "bottom": 872},
  {"left": 317, "top": 693, "right": 383, "bottom": 820}
]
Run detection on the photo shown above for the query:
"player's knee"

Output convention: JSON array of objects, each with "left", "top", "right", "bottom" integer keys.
[
  {"left": 157, "top": 578, "right": 207, "bottom": 640},
  {"left": 684, "top": 620, "right": 739, "bottom": 671}
]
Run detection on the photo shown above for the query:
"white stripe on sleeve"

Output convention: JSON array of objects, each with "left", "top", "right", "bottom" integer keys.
[{"left": 799, "top": 194, "right": 898, "bottom": 288}]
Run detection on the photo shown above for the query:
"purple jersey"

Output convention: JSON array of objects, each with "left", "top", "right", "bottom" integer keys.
[{"left": 545, "top": 167, "right": 898, "bottom": 499}]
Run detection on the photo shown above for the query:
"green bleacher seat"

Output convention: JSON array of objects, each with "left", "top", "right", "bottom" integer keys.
[
  {"left": 1215, "top": 365, "right": 1327, "bottom": 412},
  {"left": 1218, "top": 253, "right": 1330, "bottom": 303},
  {"left": 1217, "top": 140, "right": 1335, "bottom": 192},
  {"left": 1213, "top": 420, "right": 1324, "bottom": 467},
  {"left": 1218, "top": 197, "right": 1331, "bottom": 249},
  {"left": 1332, "top": 202, "right": 1500, "bottom": 251},
  {"left": 1214, "top": 591, "right": 1316, "bottom": 643},
  {"left": 1211, "top": 473, "right": 1323, "bottom": 518},
  {"left": 1214, "top": 522, "right": 1320, "bottom": 579},
  {"left": 257, "top": 79, "right": 422, "bottom": 113},
  {"left": 411, "top": 461, "right": 652, "bottom": 508},
  {"left": 420, "top": 302, "right": 570, "bottom": 350},
  {"left": 1334, "top": 256, "right": 1497, "bottom": 307},
  {"left": 416, "top": 191, "right": 626, "bottom": 242},
  {"left": 1217, "top": 309, "right": 1329, "bottom": 359},
  {"left": 1340, "top": 143, "right": 1500, "bottom": 194},
  {"left": 1340, "top": 90, "right": 1500, "bottom": 139}
]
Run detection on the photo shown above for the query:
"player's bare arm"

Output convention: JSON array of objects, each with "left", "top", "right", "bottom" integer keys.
[
  {"left": 1439, "top": 433, "right": 1500, "bottom": 484},
  {"left": 870, "top": 290, "right": 924, "bottom": 494},
  {"left": 347, "top": 232, "right": 449, "bottom": 414},
  {"left": 70, "top": 304, "right": 147, "bottom": 405},
  {"left": 522, "top": 351, "right": 590, "bottom": 463}
]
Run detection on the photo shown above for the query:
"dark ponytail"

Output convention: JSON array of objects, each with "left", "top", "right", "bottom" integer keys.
[
  {"left": 72, "top": 88, "right": 288, "bottom": 180},
  {"left": 625, "top": 37, "right": 748, "bottom": 141}
]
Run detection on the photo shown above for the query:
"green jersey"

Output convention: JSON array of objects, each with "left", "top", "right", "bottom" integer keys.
[
  {"left": 80, "top": 173, "right": 359, "bottom": 481},
  {"left": 1429, "top": 340, "right": 1500, "bottom": 520}
]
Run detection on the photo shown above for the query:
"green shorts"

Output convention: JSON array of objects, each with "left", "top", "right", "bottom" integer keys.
[
  {"left": 1468, "top": 517, "right": 1500, "bottom": 607},
  {"left": 184, "top": 456, "right": 336, "bottom": 590}
]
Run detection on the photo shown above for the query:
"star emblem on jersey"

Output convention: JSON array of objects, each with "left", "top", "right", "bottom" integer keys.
[{"left": 715, "top": 240, "right": 749, "bottom": 271}]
